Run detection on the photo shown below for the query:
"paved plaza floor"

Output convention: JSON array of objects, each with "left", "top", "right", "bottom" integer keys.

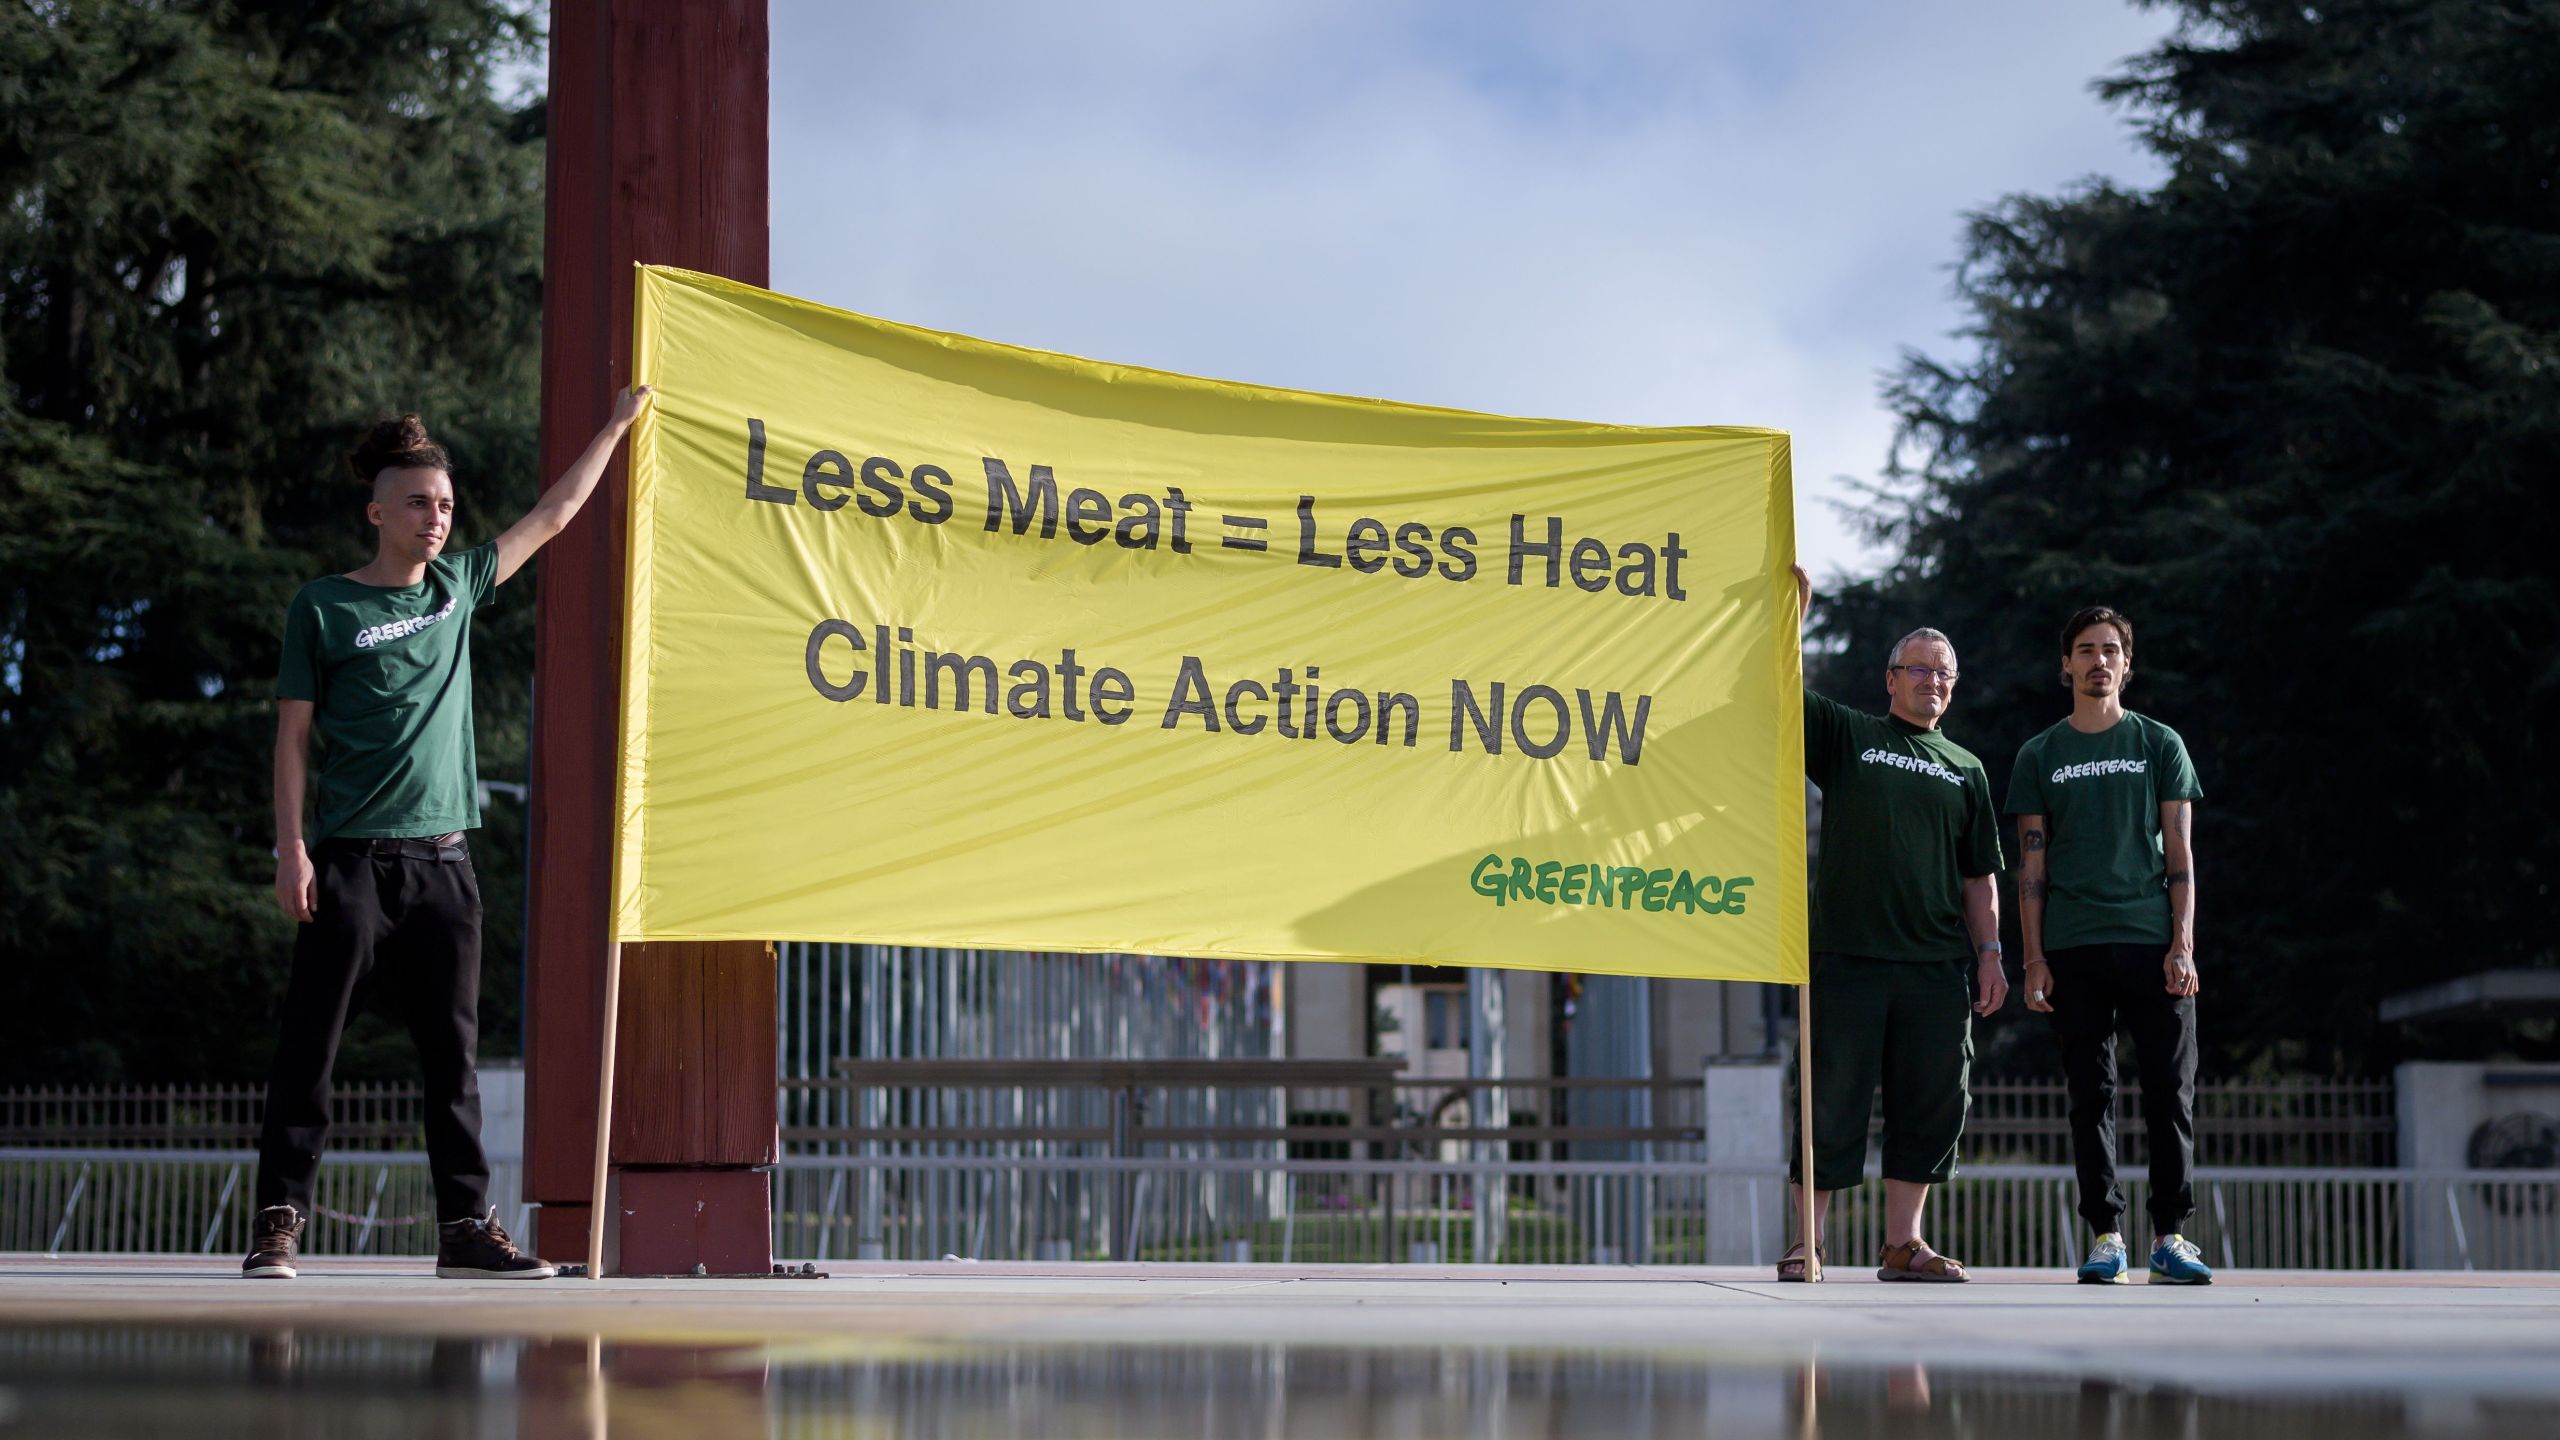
[{"left": 1, "top": 1255, "right": 2555, "bottom": 1437}]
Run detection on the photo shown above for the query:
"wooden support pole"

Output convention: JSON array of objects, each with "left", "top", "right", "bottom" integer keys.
[
  {"left": 526, "top": 0, "right": 769, "bottom": 1271},
  {"left": 586, "top": 940, "right": 624, "bottom": 1281},
  {"left": 1797, "top": 980, "right": 1822, "bottom": 1282}
]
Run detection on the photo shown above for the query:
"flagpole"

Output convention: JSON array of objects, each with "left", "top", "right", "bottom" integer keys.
[
  {"left": 587, "top": 940, "right": 625, "bottom": 1280},
  {"left": 1797, "top": 980, "right": 1821, "bottom": 1281},
  {"left": 586, "top": 279, "right": 653, "bottom": 1284}
]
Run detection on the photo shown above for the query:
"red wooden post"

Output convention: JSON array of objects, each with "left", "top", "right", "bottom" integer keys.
[{"left": 523, "top": 0, "right": 774, "bottom": 1271}]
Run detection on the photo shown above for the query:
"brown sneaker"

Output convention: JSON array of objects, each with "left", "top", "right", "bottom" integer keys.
[
  {"left": 242, "top": 1205, "right": 303, "bottom": 1279},
  {"left": 435, "top": 1209, "right": 557, "bottom": 1279}
]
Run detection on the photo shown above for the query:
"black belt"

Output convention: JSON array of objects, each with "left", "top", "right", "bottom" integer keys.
[{"left": 325, "top": 832, "right": 468, "bottom": 861}]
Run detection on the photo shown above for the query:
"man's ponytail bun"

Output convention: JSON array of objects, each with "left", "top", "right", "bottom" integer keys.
[{"left": 348, "top": 414, "right": 451, "bottom": 483}]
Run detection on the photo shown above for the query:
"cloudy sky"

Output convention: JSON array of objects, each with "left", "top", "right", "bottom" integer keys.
[{"left": 768, "top": 1, "right": 2178, "bottom": 579}]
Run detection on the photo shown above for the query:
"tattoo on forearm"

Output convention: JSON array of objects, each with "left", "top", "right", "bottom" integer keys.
[
  {"left": 2023, "top": 829, "right": 2047, "bottom": 852},
  {"left": 2022, "top": 878, "right": 2048, "bottom": 900},
  {"left": 2165, "top": 870, "right": 2192, "bottom": 888}
]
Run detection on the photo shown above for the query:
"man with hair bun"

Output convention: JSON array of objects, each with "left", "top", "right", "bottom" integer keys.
[
  {"left": 244, "top": 387, "right": 651, "bottom": 1281},
  {"left": 2007, "top": 605, "right": 2210, "bottom": 1285},
  {"left": 1781, "top": 567, "right": 2006, "bottom": 1283}
]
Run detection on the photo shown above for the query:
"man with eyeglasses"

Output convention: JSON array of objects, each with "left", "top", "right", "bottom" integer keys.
[
  {"left": 2007, "top": 605, "right": 2210, "bottom": 1285},
  {"left": 1781, "top": 567, "right": 2005, "bottom": 1283}
]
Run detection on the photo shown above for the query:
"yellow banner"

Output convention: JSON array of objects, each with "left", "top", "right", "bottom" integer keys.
[{"left": 615, "top": 266, "right": 1806, "bottom": 983}]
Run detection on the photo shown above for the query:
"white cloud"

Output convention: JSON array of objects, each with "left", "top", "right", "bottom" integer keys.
[{"left": 771, "top": 0, "right": 2175, "bottom": 578}]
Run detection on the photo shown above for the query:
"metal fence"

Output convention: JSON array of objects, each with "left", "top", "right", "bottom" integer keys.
[
  {"left": 3, "top": 1148, "right": 2551, "bottom": 1269},
  {"left": 0, "top": 1084, "right": 427, "bottom": 1151},
  {"left": 2, "top": 1075, "right": 2398, "bottom": 1171},
  {"left": 0, "top": 1149, "right": 529, "bottom": 1258},
  {"left": 779, "top": 1075, "right": 1710, "bottom": 1163},
  {"left": 768, "top": 1153, "right": 2558, "bottom": 1272},
  {"left": 1819, "top": 1163, "right": 2538, "bottom": 1271},
  {"left": 771, "top": 1153, "right": 1716, "bottom": 1266},
  {"left": 775, "top": 945, "right": 1280, "bottom": 1138},
  {"left": 1958, "top": 1078, "right": 2397, "bottom": 1167}
]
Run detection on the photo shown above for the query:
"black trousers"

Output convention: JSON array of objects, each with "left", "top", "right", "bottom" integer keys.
[
  {"left": 2045, "top": 942, "right": 2197, "bottom": 1236},
  {"left": 256, "top": 837, "right": 490, "bottom": 1223}
]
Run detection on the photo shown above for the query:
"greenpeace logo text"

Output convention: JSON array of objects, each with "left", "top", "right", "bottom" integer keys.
[
  {"left": 2050, "top": 758, "right": 2148, "bottom": 785},
  {"left": 1859, "top": 747, "right": 1964, "bottom": 787},
  {"left": 1469, "top": 854, "right": 1753, "bottom": 916},
  {"left": 354, "top": 598, "right": 457, "bottom": 650}
]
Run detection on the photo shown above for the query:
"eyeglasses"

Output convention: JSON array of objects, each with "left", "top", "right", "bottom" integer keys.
[{"left": 1895, "top": 665, "right": 1958, "bottom": 685}]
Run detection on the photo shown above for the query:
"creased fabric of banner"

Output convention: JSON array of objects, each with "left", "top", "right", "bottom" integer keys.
[{"left": 615, "top": 265, "right": 1806, "bottom": 983}]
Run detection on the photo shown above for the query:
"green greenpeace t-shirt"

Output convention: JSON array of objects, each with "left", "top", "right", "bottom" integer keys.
[
  {"left": 276, "top": 543, "right": 501, "bottom": 842},
  {"left": 2004, "top": 711, "right": 2202, "bottom": 950},
  {"left": 1804, "top": 689, "right": 2005, "bottom": 962}
]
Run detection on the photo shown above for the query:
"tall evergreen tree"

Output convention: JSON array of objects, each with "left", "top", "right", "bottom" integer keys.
[
  {"left": 1819, "top": 0, "right": 2560, "bottom": 1073},
  {"left": 0, "top": 1, "right": 545, "bottom": 1082}
]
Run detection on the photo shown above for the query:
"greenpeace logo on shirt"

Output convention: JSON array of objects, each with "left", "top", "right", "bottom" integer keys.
[
  {"left": 2050, "top": 758, "right": 2148, "bottom": 785},
  {"left": 353, "top": 597, "right": 457, "bottom": 650},
  {"left": 1859, "top": 747, "right": 1965, "bottom": 787}
]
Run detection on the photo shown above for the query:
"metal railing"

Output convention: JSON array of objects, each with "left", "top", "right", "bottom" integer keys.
[
  {"left": 1820, "top": 1163, "right": 2559, "bottom": 1271},
  {"left": 770, "top": 1153, "right": 1731, "bottom": 1266},
  {"left": 765, "top": 1153, "right": 2558, "bottom": 1272},
  {"left": 3, "top": 1077, "right": 2394, "bottom": 1171},
  {"left": 0, "top": 1149, "right": 528, "bottom": 1257},
  {"left": 1956, "top": 1078, "right": 2397, "bottom": 1167},
  {"left": 0, "top": 1084, "right": 428, "bottom": 1151},
  {"left": 775, "top": 944, "right": 1280, "bottom": 1116},
  {"left": 2, "top": 1147, "right": 2549, "bottom": 1269},
  {"left": 781, "top": 1073, "right": 1709, "bottom": 1160}
]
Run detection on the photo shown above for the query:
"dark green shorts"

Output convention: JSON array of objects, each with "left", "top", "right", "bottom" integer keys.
[{"left": 1791, "top": 952, "right": 1973, "bottom": 1191}]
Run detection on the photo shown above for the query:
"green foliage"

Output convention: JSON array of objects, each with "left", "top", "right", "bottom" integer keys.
[
  {"left": 1817, "top": 0, "right": 2560, "bottom": 1074},
  {"left": 0, "top": 1, "right": 544, "bottom": 1083}
]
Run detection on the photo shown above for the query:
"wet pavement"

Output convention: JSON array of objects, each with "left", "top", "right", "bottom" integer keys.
[{"left": 2, "top": 1256, "right": 2555, "bottom": 1438}]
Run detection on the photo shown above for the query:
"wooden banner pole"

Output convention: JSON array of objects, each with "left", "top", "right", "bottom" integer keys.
[
  {"left": 1797, "top": 980, "right": 1821, "bottom": 1282},
  {"left": 586, "top": 941, "right": 625, "bottom": 1281}
]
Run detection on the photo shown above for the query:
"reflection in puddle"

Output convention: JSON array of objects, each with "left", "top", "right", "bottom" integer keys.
[{"left": 0, "top": 1326, "right": 2554, "bottom": 1439}]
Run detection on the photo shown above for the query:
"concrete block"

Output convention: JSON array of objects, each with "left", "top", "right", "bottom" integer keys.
[{"left": 1704, "top": 1060, "right": 1786, "bottom": 1266}]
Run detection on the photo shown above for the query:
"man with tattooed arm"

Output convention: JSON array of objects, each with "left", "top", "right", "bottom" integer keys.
[{"left": 2007, "top": 606, "right": 2211, "bottom": 1285}]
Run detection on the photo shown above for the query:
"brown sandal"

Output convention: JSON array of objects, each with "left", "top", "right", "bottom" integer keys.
[
  {"left": 1877, "top": 1239, "right": 1968, "bottom": 1282},
  {"left": 1776, "top": 1241, "right": 1824, "bottom": 1282}
]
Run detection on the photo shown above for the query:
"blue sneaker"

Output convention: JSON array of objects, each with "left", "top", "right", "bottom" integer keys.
[
  {"left": 2076, "top": 1233, "right": 2130, "bottom": 1285},
  {"left": 2149, "top": 1234, "right": 2213, "bottom": 1285}
]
